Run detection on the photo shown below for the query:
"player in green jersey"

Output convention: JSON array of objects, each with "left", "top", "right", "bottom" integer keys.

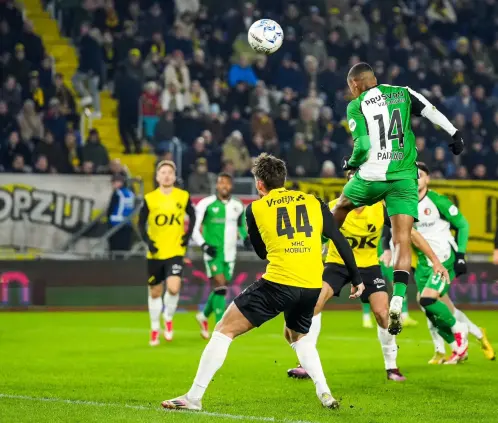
[
  {"left": 332, "top": 62, "right": 465, "bottom": 335},
  {"left": 415, "top": 163, "right": 495, "bottom": 363},
  {"left": 192, "top": 173, "right": 251, "bottom": 339}
]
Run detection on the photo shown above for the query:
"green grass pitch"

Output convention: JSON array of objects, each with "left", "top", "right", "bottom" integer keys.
[{"left": 0, "top": 310, "right": 496, "bottom": 423}]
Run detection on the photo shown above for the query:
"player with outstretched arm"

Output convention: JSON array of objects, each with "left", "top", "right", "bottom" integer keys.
[{"left": 332, "top": 62, "right": 464, "bottom": 335}]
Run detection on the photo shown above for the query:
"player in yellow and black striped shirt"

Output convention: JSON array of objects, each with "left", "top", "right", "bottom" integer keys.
[{"left": 162, "top": 154, "right": 362, "bottom": 411}]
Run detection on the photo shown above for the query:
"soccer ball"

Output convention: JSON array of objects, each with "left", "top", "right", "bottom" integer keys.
[{"left": 248, "top": 19, "right": 284, "bottom": 54}]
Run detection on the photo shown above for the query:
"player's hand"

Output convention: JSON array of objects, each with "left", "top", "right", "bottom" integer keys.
[
  {"left": 180, "top": 233, "right": 189, "bottom": 247},
  {"left": 147, "top": 239, "right": 158, "bottom": 254},
  {"left": 243, "top": 237, "right": 252, "bottom": 250},
  {"left": 341, "top": 155, "right": 355, "bottom": 171},
  {"left": 449, "top": 130, "right": 464, "bottom": 155},
  {"left": 349, "top": 282, "right": 365, "bottom": 300},
  {"left": 454, "top": 252, "right": 467, "bottom": 277},
  {"left": 432, "top": 260, "right": 450, "bottom": 284},
  {"left": 379, "top": 249, "right": 392, "bottom": 267},
  {"left": 493, "top": 249, "right": 498, "bottom": 265},
  {"left": 202, "top": 243, "right": 217, "bottom": 257}
]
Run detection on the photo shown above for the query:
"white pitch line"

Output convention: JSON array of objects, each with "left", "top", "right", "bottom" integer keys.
[
  {"left": 0, "top": 394, "right": 318, "bottom": 423},
  {"left": 102, "top": 327, "right": 434, "bottom": 344}
]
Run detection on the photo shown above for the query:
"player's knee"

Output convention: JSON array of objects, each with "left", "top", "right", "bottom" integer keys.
[
  {"left": 419, "top": 297, "right": 437, "bottom": 308},
  {"left": 149, "top": 284, "right": 162, "bottom": 298},
  {"left": 214, "top": 286, "right": 228, "bottom": 296},
  {"left": 334, "top": 195, "right": 354, "bottom": 212},
  {"left": 373, "top": 308, "right": 389, "bottom": 328}
]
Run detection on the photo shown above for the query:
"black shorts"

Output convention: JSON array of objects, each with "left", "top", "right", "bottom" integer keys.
[
  {"left": 323, "top": 263, "right": 387, "bottom": 304},
  {"left": 233, "top": 278, "right": 321, "bottom": 334},
  {"left": 147, "top": 256, "right": 184, "bottom": 285}
]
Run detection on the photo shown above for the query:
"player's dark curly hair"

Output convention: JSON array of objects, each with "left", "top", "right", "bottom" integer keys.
[
  {"left": 251, "top": 153, "right": 287, "bottom": 191},
  {"left": 416, "top": 161, "right": 431, "bottom": 175}
]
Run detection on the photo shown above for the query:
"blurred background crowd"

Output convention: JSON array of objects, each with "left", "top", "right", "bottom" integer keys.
[{"left": 2, "top": 0, "right": 498, "bottom": 191}]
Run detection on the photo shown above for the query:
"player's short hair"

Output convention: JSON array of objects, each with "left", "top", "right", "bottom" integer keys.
[
  {"left": 156, "top": 160, "right": 176, "bottom": 173},
  {"left": 347, "top": 62, "right": 374, "bottom": 80},
  {"left": 218, "top": 172, "right": 233, "bottom": 181},
  {"left": 416, "top": 161, "right": 430, "bottom": 175},
  {"left": 251, "top": 153, "right": 287, "bottom": 190}
]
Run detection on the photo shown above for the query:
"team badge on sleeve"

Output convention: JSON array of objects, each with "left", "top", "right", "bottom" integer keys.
[{"left": 348, "top": 119, "right": 357, "bottom": 132}]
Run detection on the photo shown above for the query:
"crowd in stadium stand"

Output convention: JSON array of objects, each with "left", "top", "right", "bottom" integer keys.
[{"left": 1, "top": 0, "right": 498, "bottom": 190}]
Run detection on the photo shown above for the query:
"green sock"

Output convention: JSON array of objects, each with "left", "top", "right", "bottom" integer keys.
[
  {"left": 426, "top": 311, "right": 455, "bottom": 344},
  {"left": 203, "top": 292, "right": 215, "bottom": 318},
  {"left": 361, "top": 302, "right": 371, "bottom": 316},
  {"left": 424, "top": 300, "right": 457, "bottom": 342},
  {"left": 212, "top": 293, "right": 226, "bottom": 323},
  {"left": 402, "top": 297, "right": 409, "bottom": 313},
  {"left": 393, "top": 283, "right": 407, "bottom": 297}
]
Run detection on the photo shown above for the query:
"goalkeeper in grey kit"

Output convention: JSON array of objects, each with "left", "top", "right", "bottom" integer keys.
[{"left": 192, "top": 173, "right": 251, "bottom": 339}]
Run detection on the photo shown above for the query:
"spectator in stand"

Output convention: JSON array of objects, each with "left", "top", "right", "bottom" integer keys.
[
  {"left": 24, "top": 71, "right": 52, "bottom": 111},
  {"left": 186, "top": 80, "right": 210, "bottom": 115},
  {"left": 274, "top": 104, "right": 294, "bottom": 146},
  {"left": 251, "top": 108, "right": 277, "bottom": 142},
  {"left": 300, "top": 88, "right": 324, "bottom": 121},
  {"left": 167, "top": 23, "right": 194, "bottom": 59},
  {"left": 10, "top": 155, "right": 31, "bottom": 173},
  {"left": 205, "top": 106, "right": 225, "bottom": 145},
  {"left": 248, "top": 133, "right": 266, "bottom": 158},
  {"left": 286, "top": 132, "right": 318, "bottom": 177},
  {"left": 34, "top": 131, "right": 65, "bottom": 173},
  {"left": 326, "top": 30, "right": 347, "bottom": 67},
  {"left": 142, "top": 45, "right": 164, "bottom": 82},
  {"left": 115, "top": 49, "right": 143, "bottom": 154},
  {"left": 300, "top": 32, "right": 327, "bottom": 69},
  {"left": 315, "top": 137, "right": 339, "bottom": 171},
  {"left": 73, "top": 24, "right": 102, "bottom": 115},
  {"left": 115, "top": 21, "right": 140, "bottom": 64},
  {"left": 279, "top": 87, "right": 299, "bottom": 119},
  {"left": 141, "top": 81, "right": 161, "bottom": 141},
  {"left": 1, "top": 131, "right": 31, "bottom": 171},
  {"left": 44, "top": 98, "right": 67, "bottom": 145},
  {"left": 300, "top": 6, "right": 326, "bottom": 40},
  {"left": 224, "top": 108, "right": 250, "bottom": 141},
  {"left": 228, "top": 54, "right": 257, "bottom": 88},
  {"left": 17, "top": 99, "right": 43, "bottom": 143},
  {"left": 184, "top": 136, "right": 209, "bottom": 176},
  {"left": 319, "top": 57, "right": 341, "bottom": 105},
  {"left": 222, "top": 130, "right": 252, "bottom": 176},
  {"left": 274, "top": 55, "right": 305, "bottom": 94},
  {"left": 38, "top": 56, "right": 54, "bottom": 91},
  {"left": 33, "top": 155, "right": 51, "bottom": 174},
  {"left": 164, "top": 50, "right": 191, "bottom": 94},
  {"left": 0, "top": 100, "right": 18, "bottom": 144},
  {"left": 6, "top": 44, "right": 31, "bottom": 88},
  {"left": 82, "top": 161, "right": 95, "bottom": 175},
  {"left": 82, "top": 129, "right": 110, "bottom": 173},
  {"left": 416, "top": 137, "right": 433, "bottom": 168},
  {"left": 143, "top": 2, "right": 167, "bottom": 39},
  {"left": 317, "top": 106, "right": 335, "bottom": 139},
  {"left": 253, "top": 55, "right": 272, "bottom": 86},
  {"left": 61, "top": 131, "right": 83, "bottom": 173},
  {"left": 188, "top": 157, "right": 213, "bottom": 194},
  {"left": 102, "top": 31, "right": 116, "bottom": 88},
  {"left": 473, "top": 85, "right": 492, "bottom": 121},
  {"left": 152, "top": 111, "right": 175, "bottom": 154},
  {"left": 221, "top": 159, "right": 236, "bottom": 177},
  {"left": 344, "top": 6, "right": 370, "bottom": 44},
  {"left": 455, "top": 165, "right": 469, "bottom": 180},
  {"left": 486, "top": 138, "right": 498, "bottom": 180},
  {"left": 295, "top": 105, "right": 320, "bottom": 145},
  {"left": 1, "top": 76, "right": 23, "bottom": 115},
  {"left": 432, "top": 146, "right": 455, "bottom": 177},
  {"left": 54, "top": 73, "right": 77, "bottom": 125},
  {"left": 303, "top": 55, "right": 319, "bottom": 93},
  {"left": 94, "top": 0, "right": 121, "bottom": 34},
  {"left": 444, "top": 85, "right": 477, "bottom": 120},
  {"left": 472, "top": 164, "right": 488, "bottom": 180},
  {"left": 207, "top": 27, "right": 232, "bottom": 63},
  {"left": 249, "top": 81, "right": 277, "bottom": 116},
  {"left": 188, "top": 50, "right": 212, "bottom": 89},
  {"left": 226, "top": 81, "right": 250, "bottom": 115},
  {"left": 320, "top": 160, "right": 337, "bottom": 178},
  {"left": 161, "top": 83, "right": 186, "bottom": 113}
]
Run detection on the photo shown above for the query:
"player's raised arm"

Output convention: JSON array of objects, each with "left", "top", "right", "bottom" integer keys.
[
  {"left": 181, "top": 195, "right": 197, "bottom": 246},
  {"left": 407, "top": 87, "right": 464, "bottom": 155},
  {"left": 318, "top": 198, "right": 362, "bottom": 286},
  {"left": 138, "top": 198, "right": 157, "bottom": 253},
  {"left": 345, "top": 100, "right": 370, "bottom": 169},
  {"left": 245, "top": 203, "right": 267, "bottom": 260}
]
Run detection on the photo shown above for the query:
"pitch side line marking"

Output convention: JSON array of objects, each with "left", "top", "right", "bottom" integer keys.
[{"left": 0, "top": 394, "right": 318, "bottom": 423}]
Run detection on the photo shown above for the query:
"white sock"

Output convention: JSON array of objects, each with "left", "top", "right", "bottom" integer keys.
[
  {"left": 163, "top": 291, "right": 179, "bottom": 322},
  {"left": 427, "top": 318, "right": 446, "bottom": 354},
  {"left": 454, "top": 308, "right": 483, "bottom": 339},
  {"left": 148, "top": 296, "right": 162, "bottom": 331},
  {"left": 307, "top": 313, "right": 322, "bottom": 347},
  {"left": 291, "top": 337, "right": 330, "bottom": 396},
  {"left": 377, "top": 326, "right": 398, "bottom": 370},
  {"left": 187, "top": 331, "right": 232, "bottom": 401}
]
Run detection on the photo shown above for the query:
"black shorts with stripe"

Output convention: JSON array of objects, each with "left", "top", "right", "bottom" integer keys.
[{"left": 147, "top": 256, "right": 184, "bottom": 285}]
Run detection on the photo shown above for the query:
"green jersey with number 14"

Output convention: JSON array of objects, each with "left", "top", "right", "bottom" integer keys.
[{"left": 347, "top": 84, "right": 431, "bottom": 182}]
